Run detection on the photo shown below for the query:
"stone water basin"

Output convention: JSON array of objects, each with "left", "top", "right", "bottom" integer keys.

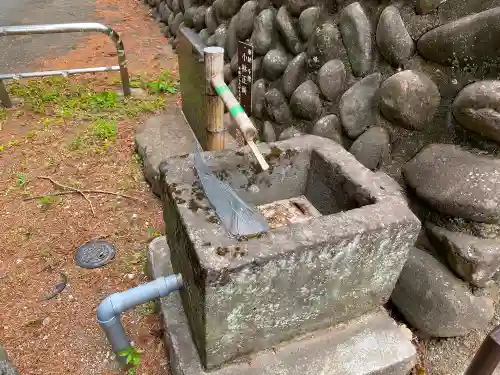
[{"left": 159, "top": 135, "right": 420, "bottom": 370}]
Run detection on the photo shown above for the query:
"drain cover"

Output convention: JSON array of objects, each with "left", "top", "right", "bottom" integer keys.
[{"left": 75, "top": 240, "right": 116, "bottom": 269}]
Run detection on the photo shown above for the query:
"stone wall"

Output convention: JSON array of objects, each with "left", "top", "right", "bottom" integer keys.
[
  {"left": 147, "top": 0, "right": 500, "bottom": 354},
  {"left": 148, "top": 0, "right": 500, "bottom": 179}
]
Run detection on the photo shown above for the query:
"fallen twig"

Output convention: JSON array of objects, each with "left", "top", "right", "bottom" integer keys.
[
  {"left": 38, "top": 176, "right": 96, "bottom": 216},
  {"left": 77, "top": 188, "right": 147, "bottom": 204},
  {"left": 23, "top": 176, "right": 147, "bottom": 215}
]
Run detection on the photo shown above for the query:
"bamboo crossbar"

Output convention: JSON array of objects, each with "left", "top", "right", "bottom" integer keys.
[
  {"left": 203, "top": 46, "right": 268, "bottom": 171},
  {"left": 211, "top": 74, "right": 269, "bottom": 171}
]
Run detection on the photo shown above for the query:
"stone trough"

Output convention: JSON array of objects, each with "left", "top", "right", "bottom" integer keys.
[{"left": 150, "top": 135, "right": 421, "bottom": 374}]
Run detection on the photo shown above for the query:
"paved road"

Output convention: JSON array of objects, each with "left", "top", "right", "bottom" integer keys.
[{"left": 0, "top": 0, "right": 96, "bottom": 73}]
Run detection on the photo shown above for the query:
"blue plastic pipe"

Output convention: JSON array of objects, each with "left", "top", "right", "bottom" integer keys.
[{"left": 97, "top": 274, "right": 183, "bottom": 360}]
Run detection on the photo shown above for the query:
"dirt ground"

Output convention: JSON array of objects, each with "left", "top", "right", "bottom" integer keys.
[{"left": 0, "top": 1, "right": 180, "bottom": 374}]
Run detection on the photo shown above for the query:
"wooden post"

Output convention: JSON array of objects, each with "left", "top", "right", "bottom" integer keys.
[
  {"left": 204, "top": 47, "right": 225, "bottom": 151},
  {"left": 0, "top": 80, "right": 13, "bottom": 108}
]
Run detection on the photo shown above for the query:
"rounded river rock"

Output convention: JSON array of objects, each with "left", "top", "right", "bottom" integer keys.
[
  {"left": 318, "top": 59, "right": 346, "bottom": 102},
  {"left": 378, "top": 70, "right": 440, "bottom": 130},
  {"left": 376, "top": 6, "right": 415, "bottom": 67},
  {"left": 290, "top": 80, "right": 322, "bottom": 120},
  {"left": 452, "top": 81, "right": 500, "bottom": 143}
]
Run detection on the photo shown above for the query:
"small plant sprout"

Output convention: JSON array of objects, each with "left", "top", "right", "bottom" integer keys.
[
  {"left": 38, "top": 195, "right": 58, "bottom": 210},
  {"left": 147, "top": 227, "right": 161, "bottom": 238},
  {"left": 7, "top": 140, "right": 20, "bottom": 148},
  {"left": 69, "top": 137, "right": 85, "bottom": 150},
  {"left": 0, "top": 107, "right": 7, "bottom": 123},
  {"left": 88, "top": 91, "right": 118, "bottom": 110},
  {"left": 147, "top": 70, "right": 178, "bottom": 94},
  {"left": 133, "top": 152, "right": 142, "bottom": 164},
  {"left": 136, "top": 301, "right": 156, "bottom": 317},
  {"left": 25, "top": 130, "right": 37, "bottom": 139},
  {"left": 16, "top": 173, "right": 27, "bottom": 187},
  {"left": 91, "top": 119, "right": 117, "bottom": 142},
  {"left": 118, "top": 346, "right": 142, "bottom": 375}
]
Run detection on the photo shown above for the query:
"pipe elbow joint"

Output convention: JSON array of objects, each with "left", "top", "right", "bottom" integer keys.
[
  {"left": 97, "top": 295, "right": 118, "bottom": 324},
  {"left": 96, "top": 275, "right": 182, "bottom": 324}
]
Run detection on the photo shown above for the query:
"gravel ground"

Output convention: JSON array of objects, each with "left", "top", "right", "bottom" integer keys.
[{"left": 0, "top": 1, "right": 180, "bottom": 374}]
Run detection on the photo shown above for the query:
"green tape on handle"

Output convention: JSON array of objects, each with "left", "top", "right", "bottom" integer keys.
[
  {"left": 229, "top": 104, "right": 245, "bottom": 117},
  {"left": 215, "top": 84, "right": 230, "bottom": 95}
]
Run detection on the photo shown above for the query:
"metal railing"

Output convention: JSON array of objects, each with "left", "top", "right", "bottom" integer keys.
[{"left": 0, "top": 22, "right": 131, "bottom": 108}]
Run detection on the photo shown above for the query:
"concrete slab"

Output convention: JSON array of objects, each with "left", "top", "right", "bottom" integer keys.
[
  {"left": 0, "top": 344, "right": 19, "bottom": 375},
  {"left": 135, "top": 104, "right": 237, "bottom": 195},
  {"left": 147, "top": 236, "right": 417, "bottom": 375}
]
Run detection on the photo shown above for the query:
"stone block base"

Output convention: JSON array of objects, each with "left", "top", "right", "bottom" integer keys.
[{"left": 148, "top": 237, "right": 417, "bottom": 375}]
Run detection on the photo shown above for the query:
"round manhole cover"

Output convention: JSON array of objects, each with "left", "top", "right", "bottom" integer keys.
[{"left": 75, "top": 240, "right": 116, "bottom": 269}]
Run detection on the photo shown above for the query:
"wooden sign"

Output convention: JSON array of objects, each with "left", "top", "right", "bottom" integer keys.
[{"left": 237, "top": 41, "right": 253, "bottom": 114}]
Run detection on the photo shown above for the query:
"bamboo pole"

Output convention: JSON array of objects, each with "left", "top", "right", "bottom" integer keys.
[
  {"left": 211, "top": 74, "right": 269, "bottom": 171},
  {"left": 204, "top": 47, "right": 225, "bottom": 151}
]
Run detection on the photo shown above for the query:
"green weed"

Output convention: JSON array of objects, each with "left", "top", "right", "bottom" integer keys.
[
  {"left": 38, "top": 195, "right": 59, "bottom": 209},
  {"left": 147, "top": 227, "right": 161, "bottom": 239},
  {"left": 133, "top": 152, "right": 142, "bottom": 164},
  {"left": 7, "top": 140, "right": 20, "bottom": 148},
  {"left": 16, "top": 173, "right": 27, "bottom": 187},
  {"left": 136, "top": 301, "right": 156, "bottom": 317},
  {"left": 123, "top": 96, "right": 165, "bottom": 118},
  {"left": 119, "top": 346, "right": 142, "bottom": 375},
  {"left": 0, "top": 107, "right": 7, "bottom": 123},
  {"left": 41, "top": 118, "right": 54, "bottom": 129},
  {"left": 8, "top": 78, "right": 64, "bottom": 113},
  {"left": 90, "top": 119, "right": 117, "bottom": 141},
  {"left": 87, "top": 91, "right": 118, "bottom": 110},
  {"left": 41, "top": 91, "right": 59, "bottom": 102},
  {"left": 146, "top": 70, "right": 178, "bottom": 94},
  {"left": 25, "top": 130, "right": 37, "bottom": 139},
  {"left": 69, "top": 137, "right": 85, "bottom": 150},
  {"left": 128, "top": 73, "right": 148, "bottom": 89},
  {"left": 5, "top": 73, "right": 176, "bottom": 128}
]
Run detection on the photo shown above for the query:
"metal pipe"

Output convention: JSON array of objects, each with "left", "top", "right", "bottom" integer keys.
[
  {"left": 0, "top": 80, "right": 12, "bottom": 108},
  {"left": 0, "top": 22, "right": 130, "bottom": 106},
  {"left": 0, "top": 23, "right": 112, "bottom": 36},
  {"left": 96, "top": 274, "right": 182, "bottom": 361},
  {"left": 464, "top": 325, "right": 500, "bottom": 375},
  {"left": 0, "top": 66, "right": 120, "bottom": 80}
]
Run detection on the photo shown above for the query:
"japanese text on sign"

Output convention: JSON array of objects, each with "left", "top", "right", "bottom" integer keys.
[{"left": 237, "top": 41, "right": 253, "bottom": 114}]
